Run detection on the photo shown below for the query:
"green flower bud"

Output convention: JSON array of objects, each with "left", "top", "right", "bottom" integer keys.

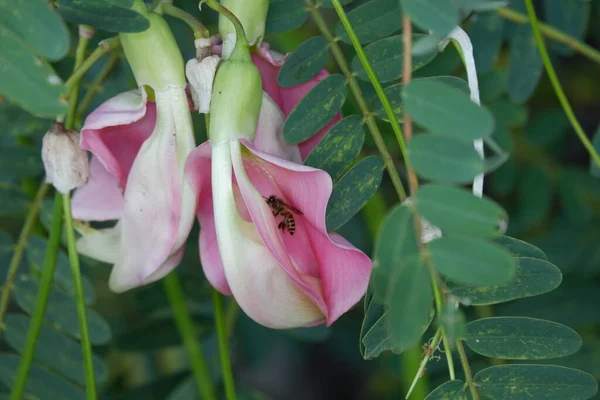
[
  {"left": 120, "top": 6, "right": 185, "bottom": 90},
  {"left": 209, "top": 41, "right": 262, "bottom": 144},
  {"left": 219, "top": 0, "right": 269, "bottom": 46}
]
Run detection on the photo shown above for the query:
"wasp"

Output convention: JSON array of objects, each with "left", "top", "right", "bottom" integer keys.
[{"left": 264, "top": 195, "right": 303, "bottom": 235}]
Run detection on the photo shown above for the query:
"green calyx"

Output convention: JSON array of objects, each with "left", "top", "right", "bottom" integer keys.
[
  {"left": 119, "top": 6, "right": 185, "bottom": 90},
  {"left": 209, "top": 50, "right": 262, "bottom": 144}
]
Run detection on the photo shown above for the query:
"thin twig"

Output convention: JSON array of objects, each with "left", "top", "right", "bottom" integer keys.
[
  {"left": 522, "top": 0, "right": 600, "bottom": 168},
  {"left": 64, "top": 37, "right": 121, "bottom": 90},
  {"left": 496, "top": 7, "right": 600, "bottom": 65},
  {"left": 0, "top": 183, "right": 50, "bottom": 336}
]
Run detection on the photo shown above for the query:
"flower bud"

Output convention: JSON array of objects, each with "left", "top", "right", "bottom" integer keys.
[
  {"left": 120, "top": 6, "right": 185, "bottom": 90},
  {"left": 42, "top": 122, "right": 89, "bottom": 194},
  {"left": 186, "top": 52, "right": 221, "bottom": 113},
  {"left": 209, "top": 39, "right": 262, "bottom": 144},
  {"left": 219, "top": 0, "right": 269, "bottom": 48}
]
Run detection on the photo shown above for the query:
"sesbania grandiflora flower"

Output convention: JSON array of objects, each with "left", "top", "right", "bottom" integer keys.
[
  {"left": 71, "top": 6, "right": 197, "bottom": 292},
  {"left": 186, "top": 17, "right": 371, "bottom": 329}
]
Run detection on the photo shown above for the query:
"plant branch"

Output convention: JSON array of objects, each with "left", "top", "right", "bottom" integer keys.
[
  {"left": 161, "top": 3, "right": 209, "bottom": 39},
  {"left": 9, "top": 193, "right": 64, "bottom": 400},
  {"left": 496, "top": 7, "right": 600, "bottom": 66},
  {"left": 522, "top": 0, "right": 600, "bottom": 168},
  {"left": 457, "top": 340, "right": 480, "bottom": 400},
  {"left": 213, "top": 289, "right": 237, "bottom": 400},
  {"left": 163, "top": 273, "right": 217, "bottom": 400},
  {"left": 66, "top": 26, "right": 92, "bottom": 128},
  {"left": 63, "top": 195, "right": 97, "bottom": 400},
  {"left": 64, "top": 37, "right": 121, "bottom": 91},
  {"left": 0, "top": 183, "right": 50, "bottom": 336},
  {"left": 305, "top": 1, "right": 407, "bottom": 201}
]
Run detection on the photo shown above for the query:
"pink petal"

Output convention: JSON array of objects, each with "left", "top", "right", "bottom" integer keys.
[
  {"left": 226, "top": 141, "right": 326, "bottom": 328},
  {"left": 108, "top": 88, "right": 195, "bottom": 293},
  {"left": 185, "top": 142, "right": 232, "bottom": 295},
  {"left": 231, "top": 140, "right": 328, "bottom": 316},
  {"left": 71, "top": 156, "right": 124, "bottom": 221},
  {"left": 251, "top": 52, "right": 284, "bottom": 110},
  {"left": 241, "top": 141, "right": 372, "bottom": 325},
  {"left": 253, "top": 92, "right": 302, "bottom": 164},
  {"left": 80, "top": 90, "right": 156, "bottom": 187}
]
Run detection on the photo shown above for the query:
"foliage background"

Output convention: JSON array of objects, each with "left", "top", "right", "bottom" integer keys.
[{"left": 1, "top": 0, "right": 600, "bottom": 399}]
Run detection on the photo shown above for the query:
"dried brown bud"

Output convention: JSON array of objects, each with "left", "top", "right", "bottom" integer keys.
[{"left": 42, "top": 122, "right": 89, "bottom": 194}]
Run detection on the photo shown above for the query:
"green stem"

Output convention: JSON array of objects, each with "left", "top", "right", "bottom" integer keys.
[
  {"left": 77, "top": 52, "right": 120, "bottom": 118},
  {"left": 63, "top": 195, "right": 97, "bottom": 400},
  {"left": 496, "top": 7, "right": 600, "bottom": 66},
  {"left": 405, "top": 328, "right": 442, "bottom": 399},
  {"left": 205, "top": 0, "right": 248, "bottom": 46},
  {"left": 161, "top": 3, "right": 209, "bottom": 39},
  {"left": 402, "top": 344, "right": 429, "bottom": 400},
  {"left": 330, "top": 0, "right": 409, "bottom": 166},
  {"left": 456, "top": 340, "right": 479, "bottom": 400},
  {"left": 66, "top": 27, "right": 92, "bottom": 128},
  {"left": 163, "top": 273, "right": 216, "bottom": 400},
  {"left": 0, "top": 183, "right": 50, "bottom": 336},
  {"left": 9, "top": 193, "right": 64, "bottom": 400},
  {"left": 305, "top": 1, "right": 407, "bottom": 201},
  {"left": 64, "top": 37, "right": 121, "bottom": 91},
  {"left": 212, "top": 289, "right": 237, "bottom": 400},
  {"left": 522, "top": 0, "right": 600, "bottom": 168},
  {"left": 225, "top": 298, "right": 239, "bottom": 339}
]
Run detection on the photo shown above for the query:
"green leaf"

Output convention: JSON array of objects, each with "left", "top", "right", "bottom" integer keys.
[
  {"left": 265, "top": 0, "right": 307, "bottom": 35},
  {"left": 0, "top": 101, "right": 52, "bottom": 137},
  {"left": 428, "top": 236, "right": 515, "bottom": 286},
  {"left": 403, "top": 79, "right": 494, "bottom": 140},
  {"left": 524, "top": 109, "right": 569, "bottom": 148},
  {"left": 489, "top": 98, "right": 529, "bottom": 130},
  {"left": 325, "top": 156, "right": 384, "bottom": 232},
  {"left": 414, "top": 184, "right": 507, "bottom": 237},
  {"left": 591, "top": 126, "right": 600, "bottom": 178},
  {"left": 492, "top": 236, "right": 547, "bottom": 260},
  {"left": 0, "top": 353, "right": 85, "bottom": 400},
  {"left": 368, "top": 76, "right": 469, "bottom": 122},
  {"left": 509, "top": 165, "right": 552, "bottom": 234},
  {"left": 304, "top": 116, "right": 365, "bottom": 181},
  {"left": 470, "top": 12, "right": 505, "bottom": 73},
  {"left": 479, "top": 69, "right": 508, "bottom": 103},
  {"left": 283, "top": 74, "right": 346, "bottom": 144},
  {"left": 475, "top": 365, "right": 598, "bottom": 400},
  {"left": 0, "top": 145, "right": 43, "bottom": 179},
  {"left": 13, "top": 275, "right": 112, "bottom": 345},
  {"left": 459, "top": 0, "right": 507, "bottom": 12},
  {"left": 361, "top": 291, "right": 434, "bottom": 359},
  {"left": 543, "top": 0, "right": 590, "bottom": 56},
  {"left": 387, "top": 255, "right": 434, "bottom": 350},
  {"left": 465, "top": 317, "right": 582, "bottom": 360},
  {"left": 0, "top": 26, "right": 67, "bottom": 117},
  {"left": 0, "top": 185, "right": 29, "bottom": 216},
  {"left": 277, "top": 36, "right": 329, "bottom": 87},
  {"left": 26, "top": 236, "right": 97, "bottom": 305},
  {"left": 57, "top": 0, "right": 150, "bottom": 33},
  {"left": 4, "top": 313, "right": 108, "bottom": 385},
  {"left": 335, "top": 0, "right": 402, "bottom": 44},
  {"left": 401, "top": 0, "right": 459, "bottom": 37},
  {"left": 372, "top": 204, "right": 420, "bottom": 301},
  {"left": 0, "top": 0, "right": 69, "bottom": 61},
  {"left": 360, "top": 293, "right": 395, "bottom": 359},
  {"left": 451, "top": 257, "right": 562, "bottom": 305},
  {"left": 407, "top": 134, "right": 485, "bottom": 184},
  {"left": 351, "top": 34, "right": 437, "bottom": 83},
  {"left": 508, "top": 25, "right": 543, "bottom": 104},
  {"left": 425, "top": 380, "right": 468, "bottom": 400}
]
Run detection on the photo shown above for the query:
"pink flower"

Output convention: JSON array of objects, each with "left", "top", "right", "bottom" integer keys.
[
  {"left": 186, "top": 44, "right": 371, "bottom": 329},
  {"left": 72, "top": 87, "right": 197, "bottom": 292}
]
